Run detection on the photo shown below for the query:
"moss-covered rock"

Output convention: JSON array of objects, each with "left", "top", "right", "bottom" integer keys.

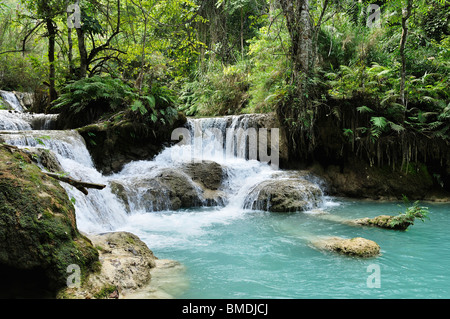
[
  {"left": 58, "top": 231, "right": 158, "bottom": 299},
  {"left": 352, "top": 215, "right": 412, "bottom": 231},
  {"left": 312, "top": 237, "right": 381, "bottom": 258},
  {"left": 244, "top": 177, "right": 323, "bottom": 212},
  {"left": 77, "top": 112, "right": 187, "bottom": 175},
  {"left": 0, "top": 144, "right": 99, "bottom": 297}
]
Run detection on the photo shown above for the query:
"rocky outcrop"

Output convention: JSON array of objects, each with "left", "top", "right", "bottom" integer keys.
[
  {"left": 59, "top": 231, "right": 187, "bottom": 299},
  {"left": 245, "top": 112, "right": 289, "bottom": 165},
  {"left": 351, "top": 215, "right": 412, "bottom": 231},
  {"left": 312, "top": 237, "right": 381, "bottom": 258},
  {"left": 244, "top": 177, "right": 323, "bottom": 212},
  {"left": 77, "top": 112, "right": 187, "bottom": 175},
  {"left": 59, "top": 231, "right": 157, "bottom": 299},
  {"left": 0, "top": 144, "right": 99, "bottom": 298},
  {"left": 23, "top": 147, "right": 63, "bottom": 173},
  {"left": 307, "top": 157, "right": 448, "bottom": 201},
  {"left": 110, "top": 162, "right": 227, "bottom": 212},
  {"left": 181, "top": 161, "right": 228, "bottom": 206}
]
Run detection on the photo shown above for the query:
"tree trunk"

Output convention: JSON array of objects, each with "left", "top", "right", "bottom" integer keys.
[
  {"left": 44, "top": 172, "right": 106, "bottom": 195},
  {"left": 240, "top": 6, "right": 244, "bottom": 59},
  {"left": 76, "top": 27, "right": 88, "bottom": 78},
  {"left": 279, "top": 0, "right": 312, "bottom": 93},
  {"left": 46, "top": 18, "right": 57, "bottom": 103},
  {"left": 400, "top": 0, "right": 412, "bottom": 109},
  {"left": 67, "top": 19, "right": 74, "bottom": 76}
]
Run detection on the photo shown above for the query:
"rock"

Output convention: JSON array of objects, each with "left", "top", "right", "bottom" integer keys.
[
  {"left": 58, "top": 231, "right": 157, "bottom": 299},
  {"left": 182, "top": 161, "right": 227, "bottom": 190},
  {"left": 308, "top": 157, "right": 441, "bottom": 201},
  {"left": 123, "top": 259, "right": 188, "bottom": 299},
  {"left": 352, "top": 215, "right": 412, "bottom": 231},
  {"left": 110, "top": 162, "right": 228, "bottom": 212},
  {"left": 182, "top": 160, "right": 228, "bottom": 206},
  {"left": 109, "top": 180, "right": 131, "bottom": 212},
  {"left": 76, "top": 112, "right": 187, "bottom": 175},
  {"left": 23, "top": 147, "right": 63, "bottom": 173},
  {"left": 250, "top": 112, "right": 289, "bottom": 166},
  {"left": 244, "top": 178, "right": 323, "bottom": 212},
  {"left": 0, "top": 144, "right": 99, "bottom": 297},
  {"left": 312, "top": 237, "right": 380, "bottom": 258},
  {"left": 14, "top": 91, "right": 34, "bottom": 110}
]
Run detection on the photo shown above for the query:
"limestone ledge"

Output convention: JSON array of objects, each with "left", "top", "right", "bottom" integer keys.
[{"left": 58, "top": 231, "right": 186, "bottom": 299}]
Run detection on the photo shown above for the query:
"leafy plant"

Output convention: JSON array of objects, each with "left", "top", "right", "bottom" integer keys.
[{"left": 389, "top": 196, "right": 430, "bottom": 228}]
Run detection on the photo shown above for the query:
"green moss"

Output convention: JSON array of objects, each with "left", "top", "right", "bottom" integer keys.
[
  {"left": 0, "top": 145, "right": 99, "bottom": 293},
  {"left": 94, "top": 285, "right": 117, "bottom": 299}
]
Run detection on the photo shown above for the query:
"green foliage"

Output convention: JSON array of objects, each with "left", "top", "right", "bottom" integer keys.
[
  {"left": 53, "top": 76, "right": 133, "bottom": 115},
  {"left": 53, "top": 75, "right": 178, "bottom": 128},
  {"left": 245, "top": 13, "right": 290, "bottom": 113},
  {"left": 389, "top": 196, "right": 430, "bottom": 228},
  {"left": 179, "top": 60, "right": 250, "bottom": 116}
]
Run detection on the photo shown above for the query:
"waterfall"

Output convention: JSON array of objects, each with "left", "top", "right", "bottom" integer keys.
[
  {"left": 1, "top": 105, "right": 325, "bottom": 236},
  {"left": 0, "top": 90, "right": 24, "bottom": 112},
  {"left": 0, "top": 111, "right": 32, "bottom": 130}
]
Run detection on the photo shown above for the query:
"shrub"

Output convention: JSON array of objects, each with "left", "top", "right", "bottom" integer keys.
[{"left": 389, "top": 196, "right": 430, "bottom": 228}]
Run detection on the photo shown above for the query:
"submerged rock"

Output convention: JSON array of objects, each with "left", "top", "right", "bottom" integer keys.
[
  {"left": 244, "top": 178, "right": 323, "bottom": 212},
  {"left": 312, "top": 237, "right": 380, "bottom": 258},
  {"left": 351, "top": 215, "right": 412, "bottom": 231}
]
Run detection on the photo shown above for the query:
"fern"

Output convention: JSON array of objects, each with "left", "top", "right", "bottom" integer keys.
[
  {"left": 357, "top": 105, "right": 374, "bottom": 113},
  {"left": 370, "top": 116, "right": 388, "bottom": 140}
]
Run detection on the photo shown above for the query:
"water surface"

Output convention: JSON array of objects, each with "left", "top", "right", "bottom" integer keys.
[{"left": 120, "top": 199, "right": 450, "bottom": 299}]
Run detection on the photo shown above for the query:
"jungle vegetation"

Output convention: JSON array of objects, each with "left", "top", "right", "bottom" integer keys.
[{"left": 0, "top": 0, "right": 449, "bottom": 183}]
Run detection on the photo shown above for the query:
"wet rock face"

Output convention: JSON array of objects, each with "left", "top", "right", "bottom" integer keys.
[
  {"left": 109, "top": 163, "right": 228, "bottom": 212},
  {"left": 58, "top": 231, "right": 171, "bottom": 299},
  {"left": 182, "top": 161, "right": 226, "bottom": 191},
  {"left": 77, "top": 112, "right": 187, "bottom": 175},
  {"left": 244, "top": 178, "right": 323, "bottom": 212},
  {"left": 0, "top": 145, "right": 99, "bottom": 295}
]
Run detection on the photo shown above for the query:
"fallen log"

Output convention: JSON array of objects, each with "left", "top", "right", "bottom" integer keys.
[{"left": 44, "top": 172, "right": 106, "bottom": 195}]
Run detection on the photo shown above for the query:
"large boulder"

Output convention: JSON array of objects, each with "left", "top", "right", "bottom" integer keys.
[
  {"left": 77, "top": 112, "right": 187, "bottom": 175},
  {"left": 244, "top": 177, "right": 323, "bottom": 212},
  {"left": 110, "top": 161, "right": 228, "bottom": 212},
  {"left": 181, "top": 160, "right": 228, "bottom": 206},
  {"left": 312, "top": 237, "right": 381, "bottom": 258},
  {"left": 59, "top": 231, "right": 157, "bottom": 299},
  {"left": 182, "top": 160, "right": 226, "bottom": 191},
  {"left": 0, "top": 144, "right": 99, "bottom": 298}
]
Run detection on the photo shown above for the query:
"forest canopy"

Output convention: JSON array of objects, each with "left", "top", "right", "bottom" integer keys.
[{"left": 0, "top": 0, "right": 449, "bottom": 171}]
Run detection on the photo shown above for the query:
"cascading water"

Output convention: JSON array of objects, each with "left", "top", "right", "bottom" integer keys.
[
  {"left": 0, "top": 110, "right": 59, "bottom": 130},
  {"left": 3, "top": 94, "right": 450, "bottom": 299},
  {"left": 0, "top": 108, "right": 325, "bottom": 234},
  {"left": 0, "top": 90, "right": 24, "bottom": 112}
]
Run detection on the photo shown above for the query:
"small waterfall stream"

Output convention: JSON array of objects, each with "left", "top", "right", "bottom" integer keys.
[{"left": 0, "top": 90, "right": 24, "bottom": 112}]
